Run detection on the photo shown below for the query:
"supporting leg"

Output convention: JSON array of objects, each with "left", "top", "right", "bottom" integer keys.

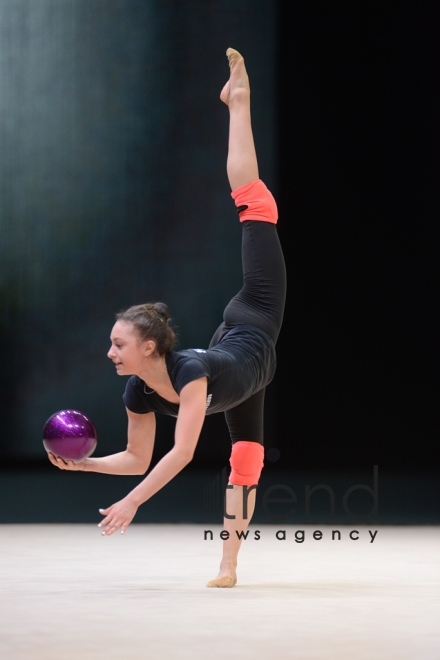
[
  {"left": 206, "top": 484, "right": 257, "bottom": 588},
  {"left": 207, "top": 437, "right": 264, "bottom": 588}
]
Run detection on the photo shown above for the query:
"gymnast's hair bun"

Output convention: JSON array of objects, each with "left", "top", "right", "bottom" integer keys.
[
  {"left": 151, "top": 302, "right": 170, "bottom": 323},
  {"left": 115, "top": 301, "right": 177, "bottom": 355}
]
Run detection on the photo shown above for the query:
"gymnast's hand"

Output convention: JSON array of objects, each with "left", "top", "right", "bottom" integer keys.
[
  {"left": 47, "top": 452, "right": 87, "bottom": 471},
  {"left": 98, "top": 497, "right": 138, "bottom": 536}
]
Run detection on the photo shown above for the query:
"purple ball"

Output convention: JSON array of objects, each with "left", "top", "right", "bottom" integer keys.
[{"left": 43, "top": 409, "right": 97, "bottom": 462}]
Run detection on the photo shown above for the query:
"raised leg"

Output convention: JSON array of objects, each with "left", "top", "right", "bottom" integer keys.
[{"left": 220, "top": 48, "right": 259, "bottom": 191}]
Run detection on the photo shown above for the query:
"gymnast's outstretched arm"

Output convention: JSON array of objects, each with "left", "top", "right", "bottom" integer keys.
[
  {"left": 97, "top": 378, "right": 208, "bottom": 535},
  {"left": 48, "top": 408, "right": 156, "bottom": 475}
]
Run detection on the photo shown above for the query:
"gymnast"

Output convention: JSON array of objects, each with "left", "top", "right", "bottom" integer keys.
[{"left": 48, "top": 47, "right": 286, "bottom": 588}]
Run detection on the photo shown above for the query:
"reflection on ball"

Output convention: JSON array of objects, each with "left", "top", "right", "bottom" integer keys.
[{"left": 43, "top": 409, "right": 97, "bottom": 462}]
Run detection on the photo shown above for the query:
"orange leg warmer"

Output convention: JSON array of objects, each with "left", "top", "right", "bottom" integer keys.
[
  {"left": 229, "top": 441, "right": 264, "bottom": 486},
  {"left": 231, "top": 179, "right": 278, "bottom": 224}
]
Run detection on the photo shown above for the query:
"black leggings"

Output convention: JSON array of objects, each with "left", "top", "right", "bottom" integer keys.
[{"left": 209, "top": 220, "right": 286, "bottom": 444}]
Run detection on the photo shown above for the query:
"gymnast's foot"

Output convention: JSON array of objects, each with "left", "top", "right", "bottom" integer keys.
[
  {"left": 220, "top": 47, "right": 250, "bottom": 106},
  {"left": 206, "top": 565, "right": 238, "bottom": 588}
]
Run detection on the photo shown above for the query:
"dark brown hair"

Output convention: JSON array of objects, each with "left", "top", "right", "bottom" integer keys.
[{"left": 116, "top": 302, "right": 177, "bottom": 356}]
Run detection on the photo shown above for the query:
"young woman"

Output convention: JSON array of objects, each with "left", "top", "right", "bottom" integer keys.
[{"left": 48, "top": 48, "right": 286, "bottom": 588}]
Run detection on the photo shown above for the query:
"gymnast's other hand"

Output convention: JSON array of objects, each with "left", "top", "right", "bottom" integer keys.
[
  {"left": 47, "top": 452, "right": 87, "bottom": 471},
  {"left": 98, "top": 497, "right": 138, "bottom": 536}
]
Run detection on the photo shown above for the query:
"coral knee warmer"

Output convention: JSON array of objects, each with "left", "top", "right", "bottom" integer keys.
[
  {"left": 231, "top": 179, "right": 278, "bottom": 224},
  {"left": 229, "top": 441, "right": 264, "bottom": 486}
]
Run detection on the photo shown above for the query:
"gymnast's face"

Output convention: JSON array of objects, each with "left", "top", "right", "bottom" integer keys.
[{"left": 107, "top": 320, "right": 154, "bottom": 376}]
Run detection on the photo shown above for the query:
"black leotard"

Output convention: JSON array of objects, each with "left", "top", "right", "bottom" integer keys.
[
  {"left": 123, "top": 218, "right": 286, "bottom": 445},
  {"left": 123, "top": 324, "right": 276, "bottom": 416}
]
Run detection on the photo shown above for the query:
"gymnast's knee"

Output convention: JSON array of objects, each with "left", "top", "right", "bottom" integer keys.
[
  {"left": 231, "top": 179, "right": 278, "bottom": 224},
  {"left": 229, "top": 440, "right": 264, "bottom": 486}
]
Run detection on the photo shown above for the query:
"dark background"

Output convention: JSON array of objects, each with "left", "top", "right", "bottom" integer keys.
[{"left": 1, "top": 0, "right": 439, "bottom": 524}]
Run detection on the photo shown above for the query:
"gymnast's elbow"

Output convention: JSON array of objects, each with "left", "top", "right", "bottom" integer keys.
[
  {"left": 136, "top": 463, "right": 151, "bottom": 475},
  {"left": 125, "top": 450, "right": 152, "bottom": 475},
  {"left": 173, "top": 446, "right": 196, "bottom": 467}
]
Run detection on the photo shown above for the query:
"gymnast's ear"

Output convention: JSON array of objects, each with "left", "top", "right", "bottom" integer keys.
[{"left": 143, "top": 340, "right": 157, "bottom": 356}]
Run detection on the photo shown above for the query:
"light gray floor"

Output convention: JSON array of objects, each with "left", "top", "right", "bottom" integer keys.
[{"left": 1, "top": 524, "right": 439, "bottom": 659}]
